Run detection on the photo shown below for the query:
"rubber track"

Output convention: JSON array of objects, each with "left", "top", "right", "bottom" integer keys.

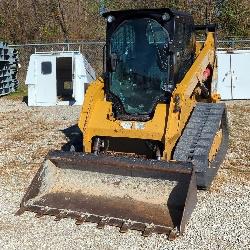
[{"left": 173, "top": 102, "right": 229, "bottom": 188}]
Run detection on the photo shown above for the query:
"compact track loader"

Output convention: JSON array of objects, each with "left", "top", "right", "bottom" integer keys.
[{"left": 18, "top": 9, "right": 228, "bottom": 240}]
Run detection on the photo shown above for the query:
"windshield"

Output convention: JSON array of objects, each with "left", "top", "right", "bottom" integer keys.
[{"left": 109, "top": 18, "right": 170, "bottom": 115}]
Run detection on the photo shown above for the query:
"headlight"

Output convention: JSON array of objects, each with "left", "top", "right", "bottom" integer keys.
[
  {"left": 107, "top": 15, "right": 115, "bottom": 23},
  {"left": 162, "top": 13, "right": 171, "bottom": 21}
]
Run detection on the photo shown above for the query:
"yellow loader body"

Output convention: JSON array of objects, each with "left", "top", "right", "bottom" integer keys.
[{"left": 18, "top": 9, "right": 228, "bottom": 240}]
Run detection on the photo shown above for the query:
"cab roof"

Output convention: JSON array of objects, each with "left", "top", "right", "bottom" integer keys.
[{"left": 102, "top": 8, "right": 192, "bottom": 19}]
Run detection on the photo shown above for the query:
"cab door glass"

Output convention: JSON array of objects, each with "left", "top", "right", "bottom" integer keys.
[{"left": 109, "top": 18, "right": 171, "bottom": 115}]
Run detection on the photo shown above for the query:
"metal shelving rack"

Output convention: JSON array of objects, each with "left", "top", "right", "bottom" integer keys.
[{"left": 0, "top": 42, "right": 19, "bottom": 96}]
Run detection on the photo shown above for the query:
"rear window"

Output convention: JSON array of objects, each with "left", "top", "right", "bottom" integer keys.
[{"left": 41, "top": 61, "right": 52, "bottom": 74}]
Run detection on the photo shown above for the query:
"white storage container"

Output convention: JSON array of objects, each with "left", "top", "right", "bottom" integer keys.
[{"left": 25, "top": 51, "right": 96, "bottom": 106}]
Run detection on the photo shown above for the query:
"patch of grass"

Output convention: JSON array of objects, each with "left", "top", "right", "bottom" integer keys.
[{"left": 7, "top": 84, "right": 28, "bottom": 100}]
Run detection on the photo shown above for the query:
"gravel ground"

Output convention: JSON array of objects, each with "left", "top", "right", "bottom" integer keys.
[{"left": 0, "top": 98, "right": 249, "bottom": 250}]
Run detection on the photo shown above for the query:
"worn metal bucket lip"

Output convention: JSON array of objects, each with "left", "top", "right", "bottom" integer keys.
[
  {"left": 45, "top": 151, "right": 194, "bottom": 175},
  {"left": 20, "top": 204, "right": 175, "bottom": 237},
  {"left": 18, "top": 151, "right": 197, "bottom": 240}
]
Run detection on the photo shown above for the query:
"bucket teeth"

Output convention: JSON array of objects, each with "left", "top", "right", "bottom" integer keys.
[
  {"left": 120, "top": 221, "right": 132, "bottom": 233},
  {"left": 75, "top": 215, "right": 88, "bottom": 225},
  {"left": 88, "top": 215, "right": 100, "bottom": 223},
  {"left": 142, "top": 226, "right": 154, "bottom": 237},
  {"left": 54, "top": 211, "right": 67, "bottom": 221},
  {"left": 43, "top": 208, "right": 52, "bottom": 215},
  {"left": 35, "top": 207, "right": 50, "bottom": 218},
  {"left": 15, "top": 207, "right": 25, "bottom": 216},
  {"left": 97, "top": 218, "right": 109, "bottom": 229},
  {"left": 35, "top": 211, "right": 45, "bottom": 218},
  {"left": 168, "top": 228, "right": 179, "bottom": 241},
  {"left": 54, "top": 215, "right": 62, "bottom": 221}
]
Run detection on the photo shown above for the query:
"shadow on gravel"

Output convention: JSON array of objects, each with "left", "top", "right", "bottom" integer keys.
[
  {"left": 61, "top": 124, "right": 83, "bottom": 152},
  {"left": 22, "top": 96, "right": 28, "bottom": 105}
]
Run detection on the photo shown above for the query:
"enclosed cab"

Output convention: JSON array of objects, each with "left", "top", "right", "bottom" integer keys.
[{"left": 103, "top": 9, "right": 196, "bottom": 120}]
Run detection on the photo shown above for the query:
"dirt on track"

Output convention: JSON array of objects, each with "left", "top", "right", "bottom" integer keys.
[{"left": 0, "top": 97, "right": 249, "bottom": 250}]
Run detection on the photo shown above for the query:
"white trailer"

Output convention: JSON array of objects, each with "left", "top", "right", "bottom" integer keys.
[
  {"left": 217, "top": 50, "right": 250, "bottom": 100},
  {"left": 25, "top": 51, "right": 96, "bottom": 106}
]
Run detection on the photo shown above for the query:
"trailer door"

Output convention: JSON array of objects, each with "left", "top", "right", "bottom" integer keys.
[
  {"left": 217, "top": 52, "right": 233, "bottom": 99},
  {"left": 36, "top": 56, "right": 56, "bottom": 104},
  {"left": 231, "top": 51, "right": 250, "bottom": 99}
]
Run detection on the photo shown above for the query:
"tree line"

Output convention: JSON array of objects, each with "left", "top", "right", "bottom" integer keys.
[{"left": 0, "top": 0, "right": 249, "bottom": 44}]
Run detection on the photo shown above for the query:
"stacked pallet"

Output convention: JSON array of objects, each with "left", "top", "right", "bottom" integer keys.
[{"left": 0, "top": 42, "right": 19, "bottom": 96}]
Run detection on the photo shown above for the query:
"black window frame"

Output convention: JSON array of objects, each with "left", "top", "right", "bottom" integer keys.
[
  {"left": 41, "top": 61, "right": 52, "bottom": 75},
  {"left": 105, "top": 12, "right": 174, "bottom": 121}
]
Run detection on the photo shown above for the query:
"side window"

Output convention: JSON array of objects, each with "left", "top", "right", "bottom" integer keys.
[
  {"left": 146, "top": 20, "right": 168, "bottom": 44},
  {"left": 111, "top": 24, "right": 135, "bottom": 58},
  {"left": 186, "top": 24, "right": 193, "bottom": 48},
  {"left": 41, "top": 61, "right": 52, "bottom": 75},
  {"left": 184, "top": 24, "right": 195, "bottom": 61},
  {"left": 176, "top": 22, "right": 185, "bottom": 47}
]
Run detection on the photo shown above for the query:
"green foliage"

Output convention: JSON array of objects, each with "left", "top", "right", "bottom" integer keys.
[
  {"left": 0, "top": 15, "right": 4, "bottom": 27},
  {"left": 41, "top": 25, "right": 60, "bottom": 40},
  {"left": 0, "top": 0, "right": 249, "bottom": 43},
  {"left": 7, "top": 84, "right": 28, "bottom": 100},
  {"left": 218, "top": 0, "right": 250, "bottom": 37},
  {"left": 88, "top": 1, "right": 100, "bottom": 12}
]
